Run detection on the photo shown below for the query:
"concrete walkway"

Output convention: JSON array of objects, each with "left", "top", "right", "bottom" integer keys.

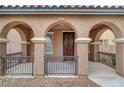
[{"left": 88, "top": 62, "right": 124, "bottom": 87}]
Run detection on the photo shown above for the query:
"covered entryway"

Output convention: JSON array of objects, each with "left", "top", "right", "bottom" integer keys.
[
  {"left": 88, "top": 22, "right": 123, "bottom": 78},
  {"left": 89, "top": 29, "right": 116, "bottom": 68},
  {"left": 44, "top": 22, "right": 78, "bottom": 76}
]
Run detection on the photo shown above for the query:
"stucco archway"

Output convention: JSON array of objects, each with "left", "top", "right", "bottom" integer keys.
[
  {"left": 44, "top": 21, "right": 78, "bottom": 37},
  {"left": 44, "top": 21, "right": 78, "bottom": 56},
  {"left": 88, "top": 21, "right": 122, "bottom": 75},
  {"left": 0, "top": 21, "right": 34, "bottom": 56},
  {"left": 44, "top": 21, "right": 78, "bottom": 76}
]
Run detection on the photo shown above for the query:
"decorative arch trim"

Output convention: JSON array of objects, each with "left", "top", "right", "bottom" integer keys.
[
  {"left": 44, "top": 20, "right": 78, "bottom": 37},
  {"left": 0, "top": 21, "right": 34, "bottom": 41}
]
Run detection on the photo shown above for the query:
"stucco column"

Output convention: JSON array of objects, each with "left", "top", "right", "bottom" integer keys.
[
  {"left": 113, "top": 38, "right": 124, "bottom": 76},
  {"left": 75, "top": 37, "right": 92, "bottom": 78},
  {"left": 21, "top": 41, "right": 30, "bottom": 56},
  {"left": 0, "top": 38, "right": 9, "bottom": 56},
  {"left": 31, "top": 37, "right": 46, "bottom": 77},
  {"left": 0, "top": 38, "right": 9, "bottom": 72},
  {"left": 90, "top": 42, "right": 100, "bottom": 62}
]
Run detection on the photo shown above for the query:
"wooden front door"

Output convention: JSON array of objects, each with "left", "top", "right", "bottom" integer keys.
[{"left": 63, "top": 32, "right": 74, "bottom": 56}]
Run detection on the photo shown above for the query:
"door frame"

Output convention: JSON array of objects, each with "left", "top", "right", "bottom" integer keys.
[{"left": 62, "top": 30, "right": 75, "bottom": 56}]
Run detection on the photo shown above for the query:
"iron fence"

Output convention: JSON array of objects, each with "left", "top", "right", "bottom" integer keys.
[
  {"left": 44, "top": 56, "right": 78, "bottom": 76},
  {"left": 0, "top": 57, "right": 4, "bottom": 76},
  {"left": 5, "top": 52, "right": 23, "bottom": 57},
  {"left": 98, "top": 52, "right": 116, "bottom": 68},
  {"left": 0, "top": 56, "right": 34, "bottom": 76}
]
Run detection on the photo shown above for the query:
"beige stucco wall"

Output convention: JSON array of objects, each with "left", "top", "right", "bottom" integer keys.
[
  {"left": 51, "top": 30, "right": 63, "bottom": 56},
  {"left": 0, "top": 15, "right": 124, "bottom": 37},
  {"left": 0, "top": 15, "right": 124, "bottom": 77}
]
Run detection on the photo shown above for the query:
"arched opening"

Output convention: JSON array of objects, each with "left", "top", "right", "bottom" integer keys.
[
  {"left": 0, "top": 21, "right": 34, "bottom": 56},
  {"left": 7, "top": 29, "right": 22, "bottom": 54},
  {"left": 88, "top": 22, "right": 122, "bottom": 78},
  {"left": 89, "top": 23, "right": 119, "bottom": 68},
  {"left": 99, "top": 30, "right": 116, "bottom": 54},
  {"left": 0, "top": 21, "right": 35, "bottom": 76},
  {"left": 44, "top": 21, "right": 78, "bottom": 76},
  {"left": 45, "top": 23, "right": 76, "bottom": 56}
]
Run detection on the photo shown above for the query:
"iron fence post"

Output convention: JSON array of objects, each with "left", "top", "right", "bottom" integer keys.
[
  {"left": 1, "top": 57, "right": 5, "bottom": 76},
  {"left": 32, "top": 57, "right": 34, "bottom": 76},
  {"left": 75, "top": 56, "right": 78, "bottom": 76},
  {"left": 44, "top": 56, "right": 48, "bottom": 76}
]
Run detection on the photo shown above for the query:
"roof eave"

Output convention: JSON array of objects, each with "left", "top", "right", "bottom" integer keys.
[{"left": 0, "top": 9, "right": 124, "bottom": 15}]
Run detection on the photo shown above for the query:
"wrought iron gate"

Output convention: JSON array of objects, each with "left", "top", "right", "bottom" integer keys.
[{"left": 45, "top": 56, "right": 78, "bottom": 76}]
